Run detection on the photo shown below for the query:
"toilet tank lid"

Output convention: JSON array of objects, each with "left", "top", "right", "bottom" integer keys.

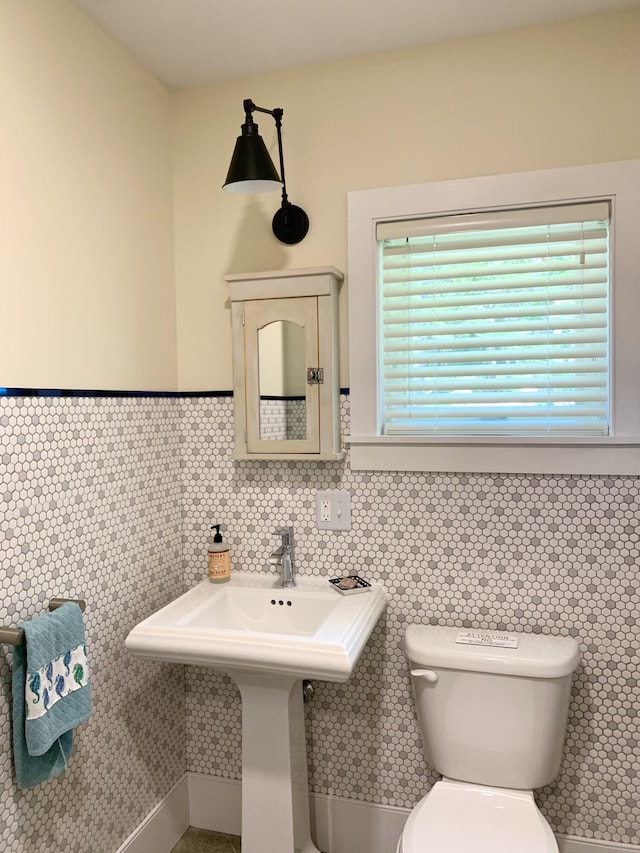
[{"left": 405, "top": 625, "right": 581, "bottom": 678}]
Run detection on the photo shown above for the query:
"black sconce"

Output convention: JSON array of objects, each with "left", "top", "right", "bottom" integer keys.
[{"left": 222, "top": 99, "right": 309, "bottom": 245}]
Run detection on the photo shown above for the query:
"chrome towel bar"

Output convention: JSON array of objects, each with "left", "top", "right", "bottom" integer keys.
[{"left": 0, "top": 599, "right": 86, "bottom": 646}]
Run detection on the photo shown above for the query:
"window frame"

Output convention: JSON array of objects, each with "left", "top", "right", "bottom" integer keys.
[{"left": 347, "top": 159, "right": 640, "bottom": 474}]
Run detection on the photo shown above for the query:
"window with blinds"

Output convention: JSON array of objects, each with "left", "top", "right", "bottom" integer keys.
[{"left": 377, "top": 201, "right": 610, "bottom": 437}]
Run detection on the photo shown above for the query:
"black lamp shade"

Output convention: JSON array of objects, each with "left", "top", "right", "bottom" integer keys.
[{"left": 223, "top": 121, "right": 282, "bottom": 194}]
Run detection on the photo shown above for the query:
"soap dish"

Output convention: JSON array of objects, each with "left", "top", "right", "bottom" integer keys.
[{"left": 329, "top": 575, "right": 372, "bottom": 595}]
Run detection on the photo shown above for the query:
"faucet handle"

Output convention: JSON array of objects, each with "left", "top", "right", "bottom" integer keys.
[{"left": 274, "top": 526, "right": 293, "bottom": 546}]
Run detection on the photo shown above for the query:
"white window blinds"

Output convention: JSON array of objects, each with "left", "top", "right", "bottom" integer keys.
[{"left": 377, "top": 201, "right": 610, "bottom": 436}]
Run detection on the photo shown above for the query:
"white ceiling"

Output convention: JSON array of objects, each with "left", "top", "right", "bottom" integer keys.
[{"left": 72, "top": 0, "right": 639, "bottom": 89}]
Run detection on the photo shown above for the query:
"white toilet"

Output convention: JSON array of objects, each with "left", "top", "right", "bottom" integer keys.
[{"left": 399, "top": 626, "right": 581, "bottom": 853}]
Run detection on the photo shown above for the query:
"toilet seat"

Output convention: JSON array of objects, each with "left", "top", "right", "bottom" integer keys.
[{"left": 398, "top": 780, "right": 558, "bottom": 853}]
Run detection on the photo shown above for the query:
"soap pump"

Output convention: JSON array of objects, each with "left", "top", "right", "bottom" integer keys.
[{"left": 207, "top": 524, "right": 230, "bottom": 583}]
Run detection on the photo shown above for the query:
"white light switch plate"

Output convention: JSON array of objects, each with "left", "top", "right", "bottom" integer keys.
[{"left": 315, "top": 490, "right": 351, "bottom": 530}]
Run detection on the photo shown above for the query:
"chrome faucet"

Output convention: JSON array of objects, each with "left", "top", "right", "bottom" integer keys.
[{"left": 269, "top": 527, "right": 295, "bottom": 588}]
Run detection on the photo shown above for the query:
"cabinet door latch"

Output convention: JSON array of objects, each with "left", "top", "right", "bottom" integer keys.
[{"left": 306, "top": 367, "right": 324, "bottom": 384}]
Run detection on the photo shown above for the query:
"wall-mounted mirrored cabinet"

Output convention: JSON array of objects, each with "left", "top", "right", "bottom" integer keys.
[{"left": 226, "top": 266, "right": 344, "bottom": 460}]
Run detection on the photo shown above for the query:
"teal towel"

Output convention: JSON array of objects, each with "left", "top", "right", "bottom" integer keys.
[{"left": 12, "top": 602, "right": 91, "bottom": 789}]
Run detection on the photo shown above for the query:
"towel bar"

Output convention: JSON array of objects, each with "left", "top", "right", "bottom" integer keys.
[{"left": 0, "top": 599, "right": 86, "bottom": 646}]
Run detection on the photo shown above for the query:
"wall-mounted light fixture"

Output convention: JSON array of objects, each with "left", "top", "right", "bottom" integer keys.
[{"left": 222, "top": 99, "right": 309, "bottom": 245}]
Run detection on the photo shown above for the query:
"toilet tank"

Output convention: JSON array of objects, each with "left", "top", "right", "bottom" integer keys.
[{"left": 405, "top": 626, "right": 580, "bottom": 790}]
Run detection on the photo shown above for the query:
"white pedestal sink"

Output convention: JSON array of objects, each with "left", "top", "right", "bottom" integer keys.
[{"left": 125, "top": 572, "right": 387, "bottom": 853}]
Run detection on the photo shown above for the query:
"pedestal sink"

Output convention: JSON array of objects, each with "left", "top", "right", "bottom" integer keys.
[{"left": 125, "top": 572, "right": 387, "bottom": 853}]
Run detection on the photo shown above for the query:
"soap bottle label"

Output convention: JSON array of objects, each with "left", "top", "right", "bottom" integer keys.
[{"left": 208, "top": 550, "right": 230, "bottom": 581}]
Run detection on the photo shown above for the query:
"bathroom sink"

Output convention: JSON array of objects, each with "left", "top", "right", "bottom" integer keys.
[
  {"left": 127, "top": 571, "right": 387, "bottom": 853},
  {"left": 125, "top": 571, "right": 387, "bottom": 681}
]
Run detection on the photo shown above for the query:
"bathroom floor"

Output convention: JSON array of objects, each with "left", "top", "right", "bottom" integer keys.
[{"left": 170, "top": 828, "right": 241, "bottom": 852}]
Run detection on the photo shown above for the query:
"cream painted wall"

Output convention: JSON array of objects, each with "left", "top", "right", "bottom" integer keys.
[
  {"left": 172, "top": 10, "right": 640, "bottom": 391},
  {"left": 0, "top": 0, "right": 177, "bottom": 390},
  {"left": 3, "top": 7, "right": 639, "bottom": 392}
]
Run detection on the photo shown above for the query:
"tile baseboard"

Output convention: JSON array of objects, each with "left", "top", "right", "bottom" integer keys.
[
  {"left": 559, "top": 838, "right": 640, "bottom": 853},
  {"left": 114, "top": 776, "right": 189, "bottom": 853},
  {"left": 117, "top": 773, "right": 640, "bottom": 853}
]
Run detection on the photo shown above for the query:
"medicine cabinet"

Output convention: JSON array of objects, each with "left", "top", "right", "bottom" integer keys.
[{"left": 226, "top": 266, "right": 344, "bottom": 460}]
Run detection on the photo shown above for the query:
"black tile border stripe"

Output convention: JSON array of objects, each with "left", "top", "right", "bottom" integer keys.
[
  {"left": 0, "top": 387, "right": 350, "bottom": 398},
  {"left": 0, "top": 388, "right": 232, "bottom": 398}
]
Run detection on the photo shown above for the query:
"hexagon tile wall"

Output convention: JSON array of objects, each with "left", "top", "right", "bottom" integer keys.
[
  {"left": 0, "top": 397, "right": 185, "bottom": 853},
  {"left": 1, "top": 394, "right": 638, "bottom": 852},
  {"left": 181, "top": 396, "right": 639, "bottom": 847}
]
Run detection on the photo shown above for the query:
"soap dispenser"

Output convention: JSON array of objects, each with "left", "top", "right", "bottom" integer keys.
[{"left": 208, "top": 524, "right": 230, "bottom": 583}]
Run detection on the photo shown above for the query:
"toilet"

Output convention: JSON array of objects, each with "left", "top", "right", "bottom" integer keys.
[{"left": 398, "top": 626, "right": 580, "bottom": 853}]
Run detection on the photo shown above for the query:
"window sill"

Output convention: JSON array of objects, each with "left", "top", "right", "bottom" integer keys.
[{"left": 347, "top": 435, "right": 640, "bottom": 475}]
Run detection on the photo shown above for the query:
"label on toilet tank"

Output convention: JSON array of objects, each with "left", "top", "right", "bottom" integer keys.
[{"left": 456, "top": 631, "right": 519, "bottom": 649}]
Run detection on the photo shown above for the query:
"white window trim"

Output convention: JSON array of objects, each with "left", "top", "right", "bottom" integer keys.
[{"left": 347, "top": 159, "right": 640, "bottom": 474}]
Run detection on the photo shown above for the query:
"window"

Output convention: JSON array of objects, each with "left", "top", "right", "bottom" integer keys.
[
  {"left": 347, "top": 160, "right": 640, "bottom": 474},
  {"left": 379, "top": 202, "right": 610, "bottom": 438}
]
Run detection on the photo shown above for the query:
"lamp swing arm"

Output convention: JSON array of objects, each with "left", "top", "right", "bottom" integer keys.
[{"left": 242, "top": 100, "right": 289, "bottom": 206}]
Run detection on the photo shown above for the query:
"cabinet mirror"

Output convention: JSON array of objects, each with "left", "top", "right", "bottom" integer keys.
[{"left": 258, "top": 320, "right": 306, "bottom": 441}]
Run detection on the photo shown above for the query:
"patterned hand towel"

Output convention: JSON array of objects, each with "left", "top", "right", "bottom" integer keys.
[{"left": 12, "top": 602, "right": 91, "bottom": 789}]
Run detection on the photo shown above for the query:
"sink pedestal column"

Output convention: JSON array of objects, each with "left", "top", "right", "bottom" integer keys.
[{"left": 229, "top": 670, "right": 320, "bottom": 853}]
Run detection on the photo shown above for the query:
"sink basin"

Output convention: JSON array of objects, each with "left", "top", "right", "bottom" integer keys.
[
  {"left": 125, "top": 571, "right": 387, "bottom": 681},
  {"left": 184, "top": 585, "right": 339, "bottom": 636}
]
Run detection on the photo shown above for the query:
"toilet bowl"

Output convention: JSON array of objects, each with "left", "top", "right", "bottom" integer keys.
[
  {"left": 399, "top": 626, "right": 580, "bottom": 853},
  {"left": 397, "top": 780, "right": 558, "bottom": 853}
]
